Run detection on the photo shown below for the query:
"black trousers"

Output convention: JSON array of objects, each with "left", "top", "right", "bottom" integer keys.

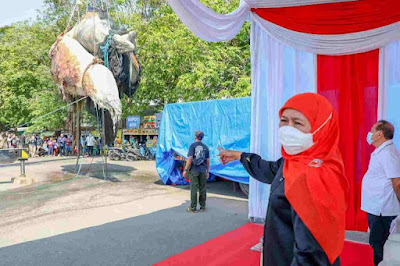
[
  {"left": 367, "top": 213, "right": 397, "bottom": 266},
  {"left": 87, "top": 146, "right": 93, "bottom": 156},
  {"left": 188, "top": 170, "right": 207, "bottom": 209},
  {"left": 59, "top": 146, "right": 65, "bottom": 156}
]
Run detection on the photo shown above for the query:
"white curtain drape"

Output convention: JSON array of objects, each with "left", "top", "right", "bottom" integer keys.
[
  {"left": 168, "top": 0, "right": 400, "bottom": 55},
  {"left": 168, "top": 0, "right": 357, "bottom": 43},
  {"left": 379, "top": 40, "right": 400, "bottom": 150},
  {"left": 168, "top": 0, "right": 250, "bottom": 42},
  {"left": 249, "top": 22, "right": 316, "bottom": 220}
]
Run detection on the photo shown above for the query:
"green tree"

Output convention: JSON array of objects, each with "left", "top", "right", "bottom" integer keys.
[
  {"left": 0, "top": 21, "right": 66, "bottom": 131},
  {"left": 0, "top": 0, "right": 251, "bottom": 130},
  {"left": 120, "top": 0, "right": 250, "bottom": 118}
]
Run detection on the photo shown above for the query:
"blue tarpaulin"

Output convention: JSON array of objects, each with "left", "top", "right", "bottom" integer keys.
[{"left": 156, "top": 97, "right": 251, "bottom": 185}]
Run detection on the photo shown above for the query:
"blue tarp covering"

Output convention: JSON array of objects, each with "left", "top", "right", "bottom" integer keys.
[{"left": 156, "top": 97, "right": 251, "bottom": 185}]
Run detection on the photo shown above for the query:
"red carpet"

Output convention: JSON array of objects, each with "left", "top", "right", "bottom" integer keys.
[{"left": 154, "top": 223, "right": 374, "bottom": 266}]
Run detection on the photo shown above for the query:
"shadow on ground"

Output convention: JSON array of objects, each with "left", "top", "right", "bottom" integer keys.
[
  {"left": 154, "top": 179, "right": 248, "bottom": 199},
  {"left": 61, "top": 162, "right": 137, "bottom": 182},
  {"left": 0, "top": 197, "right": 249, "bottom": 266},
  {"left": 0, "top": 163, "right": 137, "bottom": 211},
  {"left": 0, "top": 157, "right": 76, "bottom": 168}
]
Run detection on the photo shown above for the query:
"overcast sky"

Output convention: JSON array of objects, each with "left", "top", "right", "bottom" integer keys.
[{"left": 0, "top": 0, "right": 45, "bottom": 27}]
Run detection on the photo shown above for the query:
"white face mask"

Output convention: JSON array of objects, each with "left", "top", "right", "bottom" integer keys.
[
  {"left": 279, "top": 113, "right": 332, "bottom": 155},
  {"left": 366, "top": 132, "right": 374, "bottom": 145}
]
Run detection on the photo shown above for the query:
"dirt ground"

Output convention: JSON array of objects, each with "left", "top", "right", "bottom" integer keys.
[{"left": 0, "top": 157, "right": 248, "bottom": 249}]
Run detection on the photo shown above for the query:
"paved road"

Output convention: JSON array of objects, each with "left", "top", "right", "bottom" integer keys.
[
  {"left": 0, "top": 158, "right": 249, "bottom": 265},
  {"left": 0, "top": 197, "right": 248, "bottom": 266}
]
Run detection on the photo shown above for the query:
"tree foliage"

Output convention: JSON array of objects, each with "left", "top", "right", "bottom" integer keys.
[
  {"left": 0, "top": 0, "right": 250, "bottom": 130},
  {"left": 0, "top": 21, "right": 66, "bottom": 131},
  {"left": 120, "top": 0, "right": 250, "bottom": 118}
]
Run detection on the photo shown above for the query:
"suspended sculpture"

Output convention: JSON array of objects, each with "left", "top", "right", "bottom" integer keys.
[{"left": 49, "top": 9, "right": 141, "bottom": 146}]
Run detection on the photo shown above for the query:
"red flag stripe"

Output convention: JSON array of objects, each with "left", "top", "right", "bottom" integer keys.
[
  {"left": 317, "top": 50, "right": 379, "bottom": 231},
  {"left": 251, "top": 0, "right": 400, "bottom": 35}
]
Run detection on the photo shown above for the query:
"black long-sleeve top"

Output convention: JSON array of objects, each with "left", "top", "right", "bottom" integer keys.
[{"left": 240, "top": 153, "right": 340, "bottom": 266}]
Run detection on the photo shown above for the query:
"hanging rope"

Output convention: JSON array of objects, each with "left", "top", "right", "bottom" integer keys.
[
  {"left": 63, "top": 0, "right": 82, "bottom": 35},
  {"left": 100, "top": 34, "right": 113, "bottom": 68},
  {"left": 111, "top": 0, "right": 123, "bottom": 27},
  {"left": 81, "top": 57, "right": 104, "bottom": 87},
  {"left": 91, "top": 1, "right": 109, "bottom": 180},
  {"left": 95, "top": 105, "right": 108, "bottom": 180},
  {"left": 17, "top": 96, "right": 88, "bottom": 129}
]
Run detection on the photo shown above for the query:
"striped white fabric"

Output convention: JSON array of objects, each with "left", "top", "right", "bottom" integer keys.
[
  {"left": 249, "top": 22, "right": 317, "bottom": 220},
  {"left": 379, "top": 40, "right": 400, "bottom": 150}
]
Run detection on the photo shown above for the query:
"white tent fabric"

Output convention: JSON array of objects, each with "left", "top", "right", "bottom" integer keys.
[
  {"left": 379, "top": 40, "right": 400, "bottom": 150},
  {"left": 249, "top": 22, "right": 316, "bottom": 220},
  {"left": 168, "top": 0, "right": 400, "bottom": 54},
  {"left": 167, "top": 0, "right": 249, "bottom": 42}
]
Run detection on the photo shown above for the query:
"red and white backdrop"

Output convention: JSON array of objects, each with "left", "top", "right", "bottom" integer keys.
[{"left": 168, "top": 0, "right": 400, "bottom": 231}]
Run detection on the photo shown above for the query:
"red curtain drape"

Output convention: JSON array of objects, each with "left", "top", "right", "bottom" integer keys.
[
  {"left": 251, "top": 0, "right": 400, "bottom": 34},
  {"left": 317, "top": 50, "right": 379, "bottom": 231}
]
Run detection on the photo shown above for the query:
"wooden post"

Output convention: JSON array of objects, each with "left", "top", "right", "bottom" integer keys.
[{"left": 74, "top": 99, "right": 81, "bottom": 170}]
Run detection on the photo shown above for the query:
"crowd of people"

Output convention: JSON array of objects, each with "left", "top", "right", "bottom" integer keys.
[{"left": 0, "top": 132, "right": 106, "bottom": 158}]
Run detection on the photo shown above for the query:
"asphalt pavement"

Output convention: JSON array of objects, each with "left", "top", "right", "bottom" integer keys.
[{"left": 0, "top": 197, "right": 248, "bottom": 266}]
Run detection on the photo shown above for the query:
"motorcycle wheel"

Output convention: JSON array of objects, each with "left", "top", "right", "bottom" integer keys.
[
  {"left": 110, "top": 153, "right": 120, "bottom": 161},
  {"left": 126, "top": 153, "right": 136, "bottom": 161}
]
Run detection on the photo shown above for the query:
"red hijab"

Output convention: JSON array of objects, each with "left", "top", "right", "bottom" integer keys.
[{"left": 279, "top": 93, "right": 349, "bottom": 264}]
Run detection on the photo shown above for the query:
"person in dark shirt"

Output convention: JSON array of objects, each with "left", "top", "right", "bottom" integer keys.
[
  {"left": 65, "top": 135, "right": 71, "bottom": 156},
  {"left": 19, "top": 134, "right": 26, "bottom": 148},
  {"left": 58, "top": 134, "right": 66, "bottom": 156},
  {"left": 183, "top": 131, "right": 210, "bottom": 213},
  {"left": 219, "top": 93, "right": 348, "bottom": 266}
]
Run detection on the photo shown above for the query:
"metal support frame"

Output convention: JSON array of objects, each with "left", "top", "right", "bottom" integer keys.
[
  {"left": 19, "top": 159, "right": 27, "bottom": 177},
  {"left": 102, "top": 108, "right": 108, "bottom": 179}
]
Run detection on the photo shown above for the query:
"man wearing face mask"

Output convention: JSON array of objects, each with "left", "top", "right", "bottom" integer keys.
[
  {"left": 361, "top": 120, "right": 400, "bottom": 266},
  {"left": 219, "top": 93, "right": 348, "bottom": 266}
]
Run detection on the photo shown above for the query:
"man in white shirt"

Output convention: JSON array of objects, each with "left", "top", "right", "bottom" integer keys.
[
  {"left": 362, "top": 120, "right": 400, "bottom": 266},
  {"left": 85, "top": 134, "right": 95, "bottom": 156}
]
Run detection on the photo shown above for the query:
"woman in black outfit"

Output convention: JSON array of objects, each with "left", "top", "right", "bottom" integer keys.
[{"left": 219, "top": 93, "right": 348, "bottom": 266}]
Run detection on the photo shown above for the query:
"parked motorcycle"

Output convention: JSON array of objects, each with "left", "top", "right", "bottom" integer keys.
[
  {"left": 37, "top": 147, "right": 47, "bottom": 157},
  {"left": 138, "top": 143, "right": 155, "bottom": 160},
  {"left": 108, "top": 146, "right": 137, "bottom": 161},
  {"left": 145, "top": 146, "right": 156, "bottom": 160},
  {"left": 126, "top": 146, "right": 146, "bottom": 160}
]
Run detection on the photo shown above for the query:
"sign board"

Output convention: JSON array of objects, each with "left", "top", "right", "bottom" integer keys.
[
  {"left": 146, "top": 139, "right": 154, "bottom": 148},
  {"left": 143, "top": 116, "right": 156, "bottom": 129},
  {"left": 123, "top": 128, "right": 159, "bottom": 136},
  {"left": 21, "top": 149, "right": 29, "bottom": 159},
  {"left": 127, "top": 116, "right": 141, "bottom": 129}
]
